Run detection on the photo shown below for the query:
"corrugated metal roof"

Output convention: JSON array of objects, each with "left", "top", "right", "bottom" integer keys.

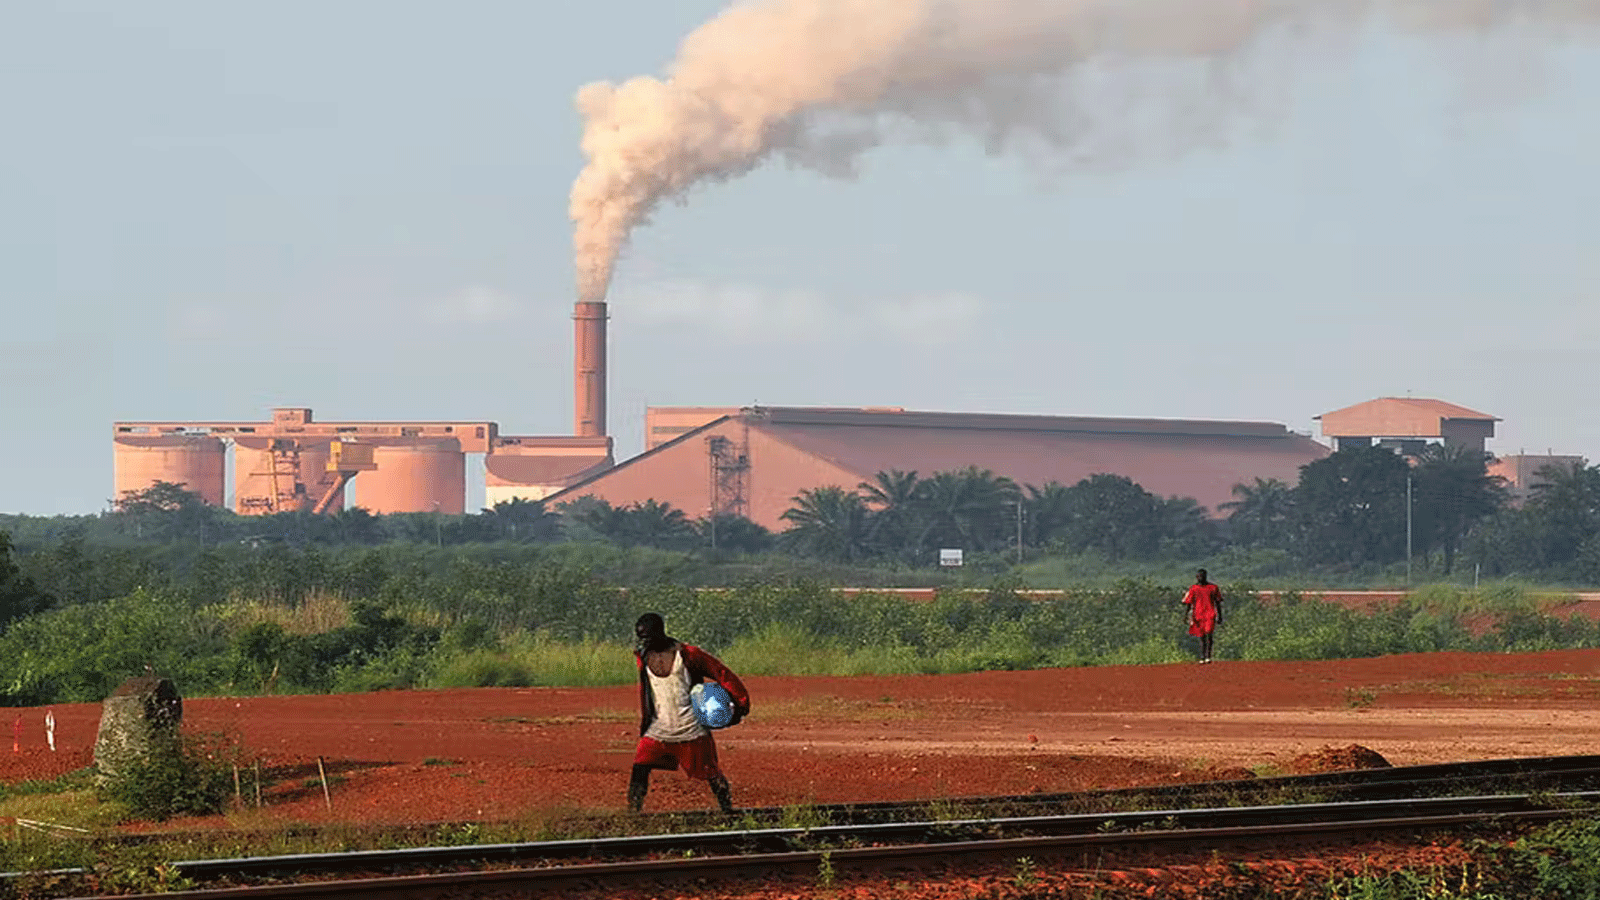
[{"left": 748, "top": 406, "right": 1293, "bottom": 438}]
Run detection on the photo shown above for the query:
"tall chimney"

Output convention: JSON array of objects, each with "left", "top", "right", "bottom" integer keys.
[{"left": 573, "top": 301, "right": 608, "bottom": 438}]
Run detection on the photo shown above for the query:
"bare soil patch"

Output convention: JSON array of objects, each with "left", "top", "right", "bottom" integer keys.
[{"left": 4, "top": 649, "right": 1599, "bottom": 829}]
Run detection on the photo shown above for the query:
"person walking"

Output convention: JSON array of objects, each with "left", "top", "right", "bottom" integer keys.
[
  {"left": 629, "top": 612, "right": 750, "bottom": 814},
  {"left": 1182, "top": 568, "right": 1224, "bottom": 663}
]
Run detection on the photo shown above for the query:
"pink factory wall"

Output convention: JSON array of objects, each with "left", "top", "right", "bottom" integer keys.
[{"left": 553, "top": 418, "right": 859, "bottom": 529}]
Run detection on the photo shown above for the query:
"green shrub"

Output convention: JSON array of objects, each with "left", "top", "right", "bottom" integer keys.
[
  {"left": 1101, "top": 636, "right": 1188, "bottom": 666},
  {"left": 1479, "top": 817, "right": 1600, "bottom": 898},
  {"left": 721, "top": 622, "right": 923, "bottom": 676},
  {"left": 429, "top": 649, "right": 540, "bottom": 688},
  {"left": 424, "top": 632, "right": 631, "bottom": 689},
  {"left": 97, "top": 731, "right": 241, "bottom": 821}
]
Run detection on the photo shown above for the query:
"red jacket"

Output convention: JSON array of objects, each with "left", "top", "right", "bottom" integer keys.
[
  {"left": 635, "top": 642, "right": 750, "bottom": 736},
  {"left": 1183, "top": 583, "right": 1223, "bottom": 623}
]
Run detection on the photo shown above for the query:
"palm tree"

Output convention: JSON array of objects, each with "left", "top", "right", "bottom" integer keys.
[
  {"left": 858, "top": 469, "right": 924, "bottom": 558},
  {"left": 1529, "top": 460, "right": 1600, "bottom": 520},
  {"left": 1412, "top": 445, "right": 1506, "bottom": 573},
  {"left": 1023, "top": 481, "right": 1074, "bottom": 548},
  {"left": 481, "top": 497, "right": 559, "bottom": 542},
  {"left": 1160, "top": 495, "right": 1218, "bottom": 556},
  {"left": 780, "top": 486, "right": 872, "bottom": 561},
  {"left": 617, "top": 500, "right": 697, "bottom": 549},
  {"left": 566, "top": 497, "right": 629, "bottom": 543},
  {"left": 695, "top": 514, "right": 773, "bottom": 553},
  {"left": 1524, "top": 460, "right": 1600, "bottom": 565},
  {"left": 917, "top": 467, "right": 1021, "bottom": 554},
  {"left": 1220, "top": 478, "right": 1294, "bottom": 548}
]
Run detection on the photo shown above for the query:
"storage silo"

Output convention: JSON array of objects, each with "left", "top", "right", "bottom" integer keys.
[
  {"left": 353, "top": 439, "right": 465, "bottom": 514},
  {"left": 112, "top": 435, "right": 227, "bottom": 508}
]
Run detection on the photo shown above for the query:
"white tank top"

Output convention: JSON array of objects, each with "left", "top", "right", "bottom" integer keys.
[{"left": 645, "top": 649, "right": 708, "bottom": 743}]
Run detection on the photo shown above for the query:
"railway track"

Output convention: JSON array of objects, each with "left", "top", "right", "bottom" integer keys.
[
  {"left": 711, "top": 751, "right": 1600, "bottom": 827},
  {"left": 21, "top": 755, "right": 1600, "bottom": 899},
  {"left": 62, "top": 793, "right": 1598, "bottom": 900}
]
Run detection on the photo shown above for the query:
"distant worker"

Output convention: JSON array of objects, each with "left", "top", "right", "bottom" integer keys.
[
  {"left": 1181, "top": 568, "right": 1224, "bottom": 663},
  {"left": 629, "top": 612, "right": 750, "bottom": 814}
]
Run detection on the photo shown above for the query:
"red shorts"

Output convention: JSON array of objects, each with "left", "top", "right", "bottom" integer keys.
[
  {"left": 1189, "top": 616, "right": 1217, "bottom": 637},
  {"left": 633, "top": 734, "right": 722, "bottom": 780}
]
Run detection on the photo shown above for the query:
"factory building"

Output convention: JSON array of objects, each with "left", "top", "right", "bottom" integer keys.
[
  {"left": 113, "top": 296, "right": 1582, "bottom": 523},
  {"left": 111, "top": 303, "right": 615, "bottom": 514},
  {"left": 1313, "top": 397, "right": 1587, "bottom": 506},
  {"left": 112, "top": 408, "right": 498, "bottom": 515},
  {"left": 1315, "top": 397, "right": 1500, "bottom": 455},
  {"left": 546, "top": 406, "right": 1332, "bottom": 530}
]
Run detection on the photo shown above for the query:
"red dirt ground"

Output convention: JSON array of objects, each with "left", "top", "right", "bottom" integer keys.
[{"left": 5, "top": 648, "right": 1600, "bottom": 831}]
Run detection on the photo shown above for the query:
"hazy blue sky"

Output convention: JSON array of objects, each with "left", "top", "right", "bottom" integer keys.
[{"left": 4, "top": 2, "right": 1598, "bottom": 515}]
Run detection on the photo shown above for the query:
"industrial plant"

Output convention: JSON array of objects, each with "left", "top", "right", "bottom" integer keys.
[
  {"left": 113, "top": 302, "right": 613, "bottom": 515},
  {"left": 111, "top": 302, "right": 1575, "bottom": 524}
]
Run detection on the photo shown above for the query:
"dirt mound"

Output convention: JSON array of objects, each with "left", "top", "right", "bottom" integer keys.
[{"left": 1286, "top": 744, "right": 1391, "bottom": 774}]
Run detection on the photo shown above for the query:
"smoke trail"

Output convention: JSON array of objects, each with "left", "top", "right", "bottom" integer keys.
[{"left": 570, "top": 0, "right": 1598, "bottom": 302}]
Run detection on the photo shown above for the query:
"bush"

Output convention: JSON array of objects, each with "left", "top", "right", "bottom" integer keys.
[
  {"left": 97, "top": 730, "right": 241, "bottom": 821},
  {"left": 429, "top": 649, "right": 540, "bottom": 688}
]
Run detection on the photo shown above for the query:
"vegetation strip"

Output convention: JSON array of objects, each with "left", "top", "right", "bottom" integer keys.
[
  {"left": 63, "top": 807, "right": 1589, "bottom": 900},
  {"left": 144, "top": 792, "right": 1600, "bottom": 882}
]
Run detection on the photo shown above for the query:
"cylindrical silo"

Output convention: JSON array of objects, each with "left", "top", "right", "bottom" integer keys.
[
  {"left": 112, "top": 435, "right": 227, "bottom": 508},
  {"left": 352, "top": 439, "right": 465, "bottom": 514}
]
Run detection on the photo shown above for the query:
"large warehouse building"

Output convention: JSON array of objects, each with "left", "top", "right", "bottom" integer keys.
[{"left": 544, "top": 406, "right": 1332, "bottom": 530}]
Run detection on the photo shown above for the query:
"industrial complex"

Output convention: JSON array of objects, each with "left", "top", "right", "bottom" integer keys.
[
  {"left": 111, "top": 302, "right": 1579, "bottom": 525},
  {"left": 113, "top": 302, "right": 614, "bottom": 515}
]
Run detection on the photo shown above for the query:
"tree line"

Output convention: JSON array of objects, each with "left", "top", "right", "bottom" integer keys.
[{"left": 3, "top": 443, "right": 1598, "bottom": 584}]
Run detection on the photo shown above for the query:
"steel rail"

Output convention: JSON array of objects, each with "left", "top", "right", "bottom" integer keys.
[
  {"left": 597, "top": 754, "right": 1600, "bottom": 837},
  {"left": 729, "top": 753, "right": 1600, "bottom": 822},
  {"left": 69, "top": 803, "right": 1587, "bottom": 900},
  {"left": 14, "top": 756, "right": 1600, "bottom": 892},
  {"left": 154, "top": 791, "right": 1600, "bottom": 880},
  {"left": 68, "top": 753, "right": 1600, "bottom": 850}
]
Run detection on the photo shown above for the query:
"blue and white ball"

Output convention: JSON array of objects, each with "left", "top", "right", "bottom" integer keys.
[{"left": 690, "top": 682, "right": 736, "bottom": 729}]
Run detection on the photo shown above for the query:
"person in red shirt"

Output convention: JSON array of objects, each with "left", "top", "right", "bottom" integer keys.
[
  {"left": 629, "top": 612, "right": 750, "bottom": 814},
  {"left": 1181, "top": 568, "right": 1224, "bottom": 663}
]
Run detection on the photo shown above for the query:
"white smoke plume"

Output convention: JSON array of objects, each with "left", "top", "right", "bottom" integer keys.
[{"left": 571, "top": 0, "right": 1599, "bottom": 302}]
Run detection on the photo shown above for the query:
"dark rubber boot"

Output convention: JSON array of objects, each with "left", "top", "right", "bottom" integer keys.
[
  {"left": 628, "top": 765, "right": 650, "bottom": 813},
  {"left": 709, "top": 775, "right": 734, "bottom": 814}
]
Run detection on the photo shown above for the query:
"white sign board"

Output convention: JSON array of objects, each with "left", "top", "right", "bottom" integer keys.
[{"left": 939, "top": 548, "right": 964, "bottom": 567}]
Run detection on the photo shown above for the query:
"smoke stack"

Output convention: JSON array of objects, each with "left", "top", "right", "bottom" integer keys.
[{"left": 573, "top": 301, "right": 608, "bottom": 438}]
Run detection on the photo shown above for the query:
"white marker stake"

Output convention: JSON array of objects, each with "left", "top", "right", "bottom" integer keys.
[{"left": 44, "top": 710, "right": 55, "bottom": 752}]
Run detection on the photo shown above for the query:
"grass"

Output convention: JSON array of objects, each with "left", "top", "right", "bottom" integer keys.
[
  {"left": 209, "top": 589, "right": 354, "bottom": 636},
  {"left": 719, "top": 622, "right": 927, "bottom": 677},
  {"left": 426, "top": 634, "right": 634, "bottom": 689},
  {"left": 0, "top": 789, "right": 126, "bottom": 834}
]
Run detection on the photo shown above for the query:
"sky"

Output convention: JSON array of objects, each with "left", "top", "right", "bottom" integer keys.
[{"left": 3, "top": 1, "right": 1598, "bottom": 516}]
